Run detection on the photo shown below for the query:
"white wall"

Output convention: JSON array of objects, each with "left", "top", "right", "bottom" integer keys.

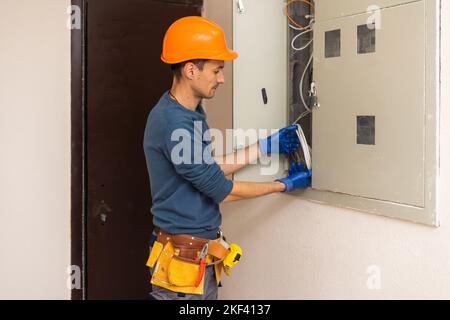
[
  {"left": 0, "top": 0, "right": 71, "bottom": 299},
  {"left": 206, "top": 1, "right": 450, "bottom": 299},
  {"left": 202, "top": 0, "right": 233, "bottom": 153}
]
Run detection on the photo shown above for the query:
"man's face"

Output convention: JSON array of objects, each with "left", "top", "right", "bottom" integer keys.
[{"left": 191, "top": 60, "right": 225, "bottom": 99}]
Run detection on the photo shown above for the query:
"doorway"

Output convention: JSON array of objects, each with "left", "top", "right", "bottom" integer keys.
[{"left": 71, "top": 0, "right": 203, "bottom": 299}]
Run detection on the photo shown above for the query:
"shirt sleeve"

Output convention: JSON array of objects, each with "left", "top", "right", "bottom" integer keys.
[{"left": 163, "top": 120, "right": 233, "bottom": 204}]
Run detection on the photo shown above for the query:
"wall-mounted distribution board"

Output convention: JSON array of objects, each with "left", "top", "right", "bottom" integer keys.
[{"left": 232, "top": 0, "right": 440, "bottom": 226}]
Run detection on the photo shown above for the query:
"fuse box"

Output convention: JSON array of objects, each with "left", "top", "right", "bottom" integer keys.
[{"left": 232, "top": 0, "right": 440, "bottom": 226}]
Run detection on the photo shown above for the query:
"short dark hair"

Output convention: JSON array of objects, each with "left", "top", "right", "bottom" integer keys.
[{"left": 170, "top": 59, "right": 209, "bottom": 79}]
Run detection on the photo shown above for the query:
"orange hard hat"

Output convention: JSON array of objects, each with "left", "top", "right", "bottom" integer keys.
[{"left": 161, "top": 16, "right": 238, "bottom": 64}]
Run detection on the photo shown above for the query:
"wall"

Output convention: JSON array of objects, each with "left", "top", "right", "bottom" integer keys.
[
  {"left": 0, "top": 0, "right": 71, "bottom": 299},
  {"left": 202, "top": 0, "right": 234, "bottom": 153},
  {"left": 0, "top": 0, "right": 446, "bottom": 301},
  {"left": 205, "top": 0, "right": 450, "bottom": 299}
]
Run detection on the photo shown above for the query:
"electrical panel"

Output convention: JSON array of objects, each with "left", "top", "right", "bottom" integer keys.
[
  {"left": 314, "top": 2, "right": 426, "bottom": 206},
  {"left": 231, "top": 0, "right": 439, "bottom": 226}
]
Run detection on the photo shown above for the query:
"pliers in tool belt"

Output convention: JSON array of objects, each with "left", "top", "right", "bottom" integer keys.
[{"left": 195, "top": 243, "right": 209, "bottom": 288}]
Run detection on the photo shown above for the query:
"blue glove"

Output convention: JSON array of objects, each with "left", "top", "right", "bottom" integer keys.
[
  {"left": 277, "top": 162, "right": 312, "bottom": 192},
  {"left": 288, "top": 162, "right": 308, "bottom": 176},
  {"left": 259, "top": 125, "right": 300, "bottom": 156}
]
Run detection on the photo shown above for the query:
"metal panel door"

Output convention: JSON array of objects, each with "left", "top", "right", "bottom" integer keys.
[
  {"left": 233, "top": 0, "right": 287, "bottom": 182},
  {"left": 312, "top": 1, "right": 425, "bottom": 206},
  {"left": 315, "top": 0, "right": 421, "bottom": 21}
]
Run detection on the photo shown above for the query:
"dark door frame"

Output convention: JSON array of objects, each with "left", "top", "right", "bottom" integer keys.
[{"left": 70, "top": 0, "right": 86, "bottom": 300}]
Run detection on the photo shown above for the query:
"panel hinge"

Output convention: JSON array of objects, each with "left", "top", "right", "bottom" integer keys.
[{"left": 237, "top": 0, "right": 245, "bottom": 14}]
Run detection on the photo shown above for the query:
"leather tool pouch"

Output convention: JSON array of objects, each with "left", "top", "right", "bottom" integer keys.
[
  {"left": 150, "top": 241, "right": 206, "bottom": 295},
  {"left": 167, "top": 256, "right": 200, "bottom": 287},
  {"left": 146, "top": 241, "right": 163, "bottom": 269},
  {"left": 147, "top": 230, "right": 230, "bottom": 295}
]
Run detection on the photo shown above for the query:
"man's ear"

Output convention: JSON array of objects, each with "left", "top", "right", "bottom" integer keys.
[{"left": 183, "top": 62, "right": 196, "bottom": 80}]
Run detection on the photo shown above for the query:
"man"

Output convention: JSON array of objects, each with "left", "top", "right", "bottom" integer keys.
[{"left": 143, "top": 16, "right": 311, "bottom": 300}]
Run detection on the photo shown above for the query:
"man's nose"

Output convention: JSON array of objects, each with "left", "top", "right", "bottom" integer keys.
[{"left": 217, "top": 71, "right": 225, "bottom": 84}]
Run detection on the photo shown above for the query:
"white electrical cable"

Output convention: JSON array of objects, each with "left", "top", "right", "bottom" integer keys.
[
  {"left": 291, "top": 31, "right": 313, "bottom": 51},
  {"left": 289, "top": 16, "right": 315, "bottom": 31},
  {"left": 299, "top": 54, "right": 313, "bottom": 113},
  {"left": 292, "top": 109, "right": 311, "bottom": 124},
  {"left": 289, "top": 23, "right": 305, "bottom": 31},
  {"left": 295, "top": 124, "right": 312, "bottom": 171},
  {"left": 290, "top": 19, "right": 315, "bottom": 52}
]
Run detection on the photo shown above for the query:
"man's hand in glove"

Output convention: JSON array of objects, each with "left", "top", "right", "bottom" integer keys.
[
  {"left": 259, "top": 125, "right": 300, "bottom": 156},
  {"left": 277, "top": 162, "right": 312, "bottom": 192}
]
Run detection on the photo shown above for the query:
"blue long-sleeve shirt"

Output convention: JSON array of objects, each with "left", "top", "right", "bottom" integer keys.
[{"left": 143, "top": 91, "right": 233, "bottom": 239}]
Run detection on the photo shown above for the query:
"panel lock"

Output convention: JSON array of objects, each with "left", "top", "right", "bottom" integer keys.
[{"left": 307, "top": 81, "right": 320, "bottom": 108}]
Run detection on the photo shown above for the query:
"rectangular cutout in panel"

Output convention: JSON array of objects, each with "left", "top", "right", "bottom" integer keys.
[
  {"left": 325, "top": 29, "right": 341, "bottom": 58},
  {"left": 357, "top": 116, "right": 375, "bottom": 145},
  {"left": 357, "top": 23, "right": 376, "bottom": 54}
]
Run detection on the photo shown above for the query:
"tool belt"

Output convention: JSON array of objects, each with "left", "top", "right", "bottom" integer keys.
[{"left": 146, "top": 228, "right": 229, "bottom": 295}]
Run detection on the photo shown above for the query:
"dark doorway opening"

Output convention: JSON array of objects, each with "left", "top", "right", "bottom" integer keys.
[{"left": 71, "top": 0, "right": 203, "bottom": 300}]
